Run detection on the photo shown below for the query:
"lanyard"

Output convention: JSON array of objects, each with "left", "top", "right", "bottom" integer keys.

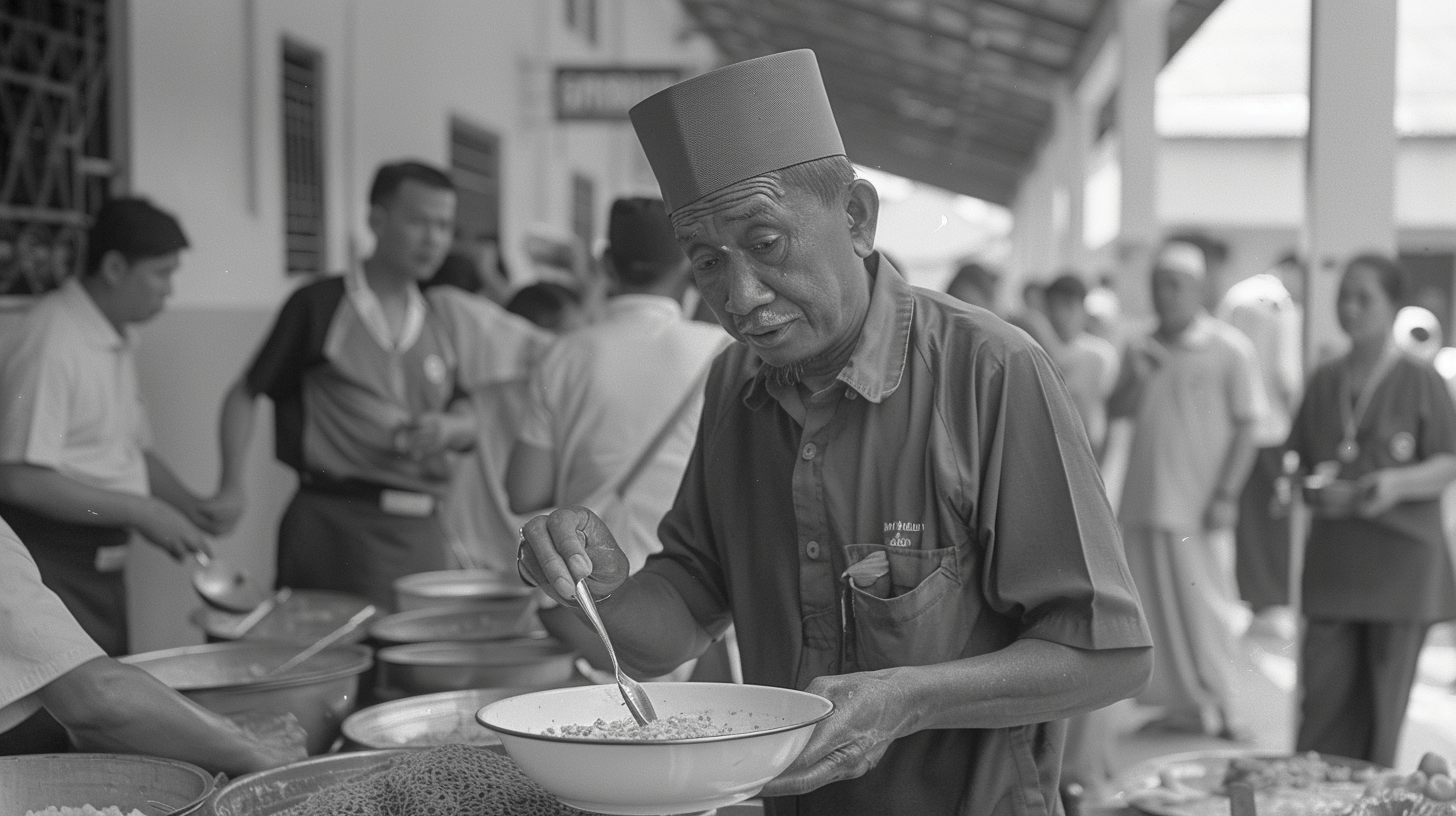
[{"left": 1337, "top": 343, "right": 1400, "bottom": 463}]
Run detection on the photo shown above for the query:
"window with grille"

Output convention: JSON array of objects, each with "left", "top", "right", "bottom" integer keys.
[
  {"left": 281, "top": 39, "right": 324, "bottom": 276},
  {"left": 449, "top": 118, "right": 501, "bottom": 244}
]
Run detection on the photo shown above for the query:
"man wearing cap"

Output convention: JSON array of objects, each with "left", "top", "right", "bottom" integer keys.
[
  {"left": 210, "top": 160, "right": 545, "bottom": 609},
  {"left": 0, "top": 197, "right": 215, "bottom": 656},
  {"left": 1109, "top": 240, "right": 1261, "bottom": 738},
  {"left": 520, "top": 50, "right": 1151, "bottom": 814}
]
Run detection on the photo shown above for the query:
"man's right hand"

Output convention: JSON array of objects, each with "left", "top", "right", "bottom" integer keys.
[
  {"left": 196, "top": 488, "right": 246, "bottom": 536},
  {"left": 132, "top": 497, "right": 212, "bottom": 560},
  {"left": 518, "top": 506, "right": 630, "bottom": 605}
]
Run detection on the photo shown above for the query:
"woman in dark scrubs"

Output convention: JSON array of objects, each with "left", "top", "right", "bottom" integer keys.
[{"left": 1289, "top": 253, "right": 1456, "bottom": 767}]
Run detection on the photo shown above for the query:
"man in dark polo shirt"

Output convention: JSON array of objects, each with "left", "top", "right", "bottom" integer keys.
[
  {"left": 519, "top": 50, "right": 1152, "bottom": 815},
  {"left": 210, "top": 161, "right": 544, "bottom": 609}
]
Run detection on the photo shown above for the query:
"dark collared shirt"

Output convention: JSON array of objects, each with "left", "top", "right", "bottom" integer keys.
[{"left": 644, "top": 254, "right": 1150, "bottom": 816}]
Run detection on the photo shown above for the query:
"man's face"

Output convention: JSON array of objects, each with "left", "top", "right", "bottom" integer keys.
[
  {"left": 673, "top": 177, "right": 875, "bottom": 369},
  {"left": 1151, "top": 265, "right": 1204, "bottom": 334},
  {"left": 369, "top": 179, "right": 456, "bottom": 281},
  {"left": 112, "top": 251, "right": 180, "bottom": 324}
]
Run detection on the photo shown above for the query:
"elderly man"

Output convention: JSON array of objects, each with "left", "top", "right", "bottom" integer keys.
[
  {"left": 1110, "top": 240, "right": 1262, "bottom": 738},
  {"left": 519, "top": 50, "right": 1151, "bottom": 815},
  {"left": 0, "top": 198, "right": 215, "bottom": 656}
]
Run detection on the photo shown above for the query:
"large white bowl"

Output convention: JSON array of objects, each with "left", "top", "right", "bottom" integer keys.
[{"left": 477, "top": 682, "right": 833, "bottom": 815}]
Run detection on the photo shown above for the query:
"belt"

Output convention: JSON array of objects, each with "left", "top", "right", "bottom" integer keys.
[{"left": 298, "top": 474, "right": 437, "bottom": 517}]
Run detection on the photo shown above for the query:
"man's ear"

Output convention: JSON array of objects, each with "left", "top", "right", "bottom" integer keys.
[
  {"left": 366, "top": 203, "right": 387, "bottom": 237},
  {"left": 96, "top": 250, "right": 130, "bottom": 287},
  {"left": 845, "top": 179, "right": 879, "bottom": 260}
]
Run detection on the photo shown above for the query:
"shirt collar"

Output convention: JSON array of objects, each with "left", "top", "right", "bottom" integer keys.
[
  {"left": 60, "top": 278, "right": 130, "bottom": 350},
  {"left": 346, "top": 265, "right": 427, "bottom": 352},
  {"left": 604, "top": 293, "right": 685, "bottom": 320},
  {"left": 744, "top": 252, "right": 915, "bottom": 411}
]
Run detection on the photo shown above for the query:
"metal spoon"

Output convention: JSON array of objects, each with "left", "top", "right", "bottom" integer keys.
[
  {"left": 191, "top": 551, "right": 266, "bottom": 613},
  {"left": 574, "top": 578, "right": 657, "bottom": 726},
  {"left": 267, "top": 605, "right": 377, "bottom": 676}
]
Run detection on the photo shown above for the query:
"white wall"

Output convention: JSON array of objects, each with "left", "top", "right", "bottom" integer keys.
[{"left": 120, "top": 0, "right": 716, "bottom": 651}]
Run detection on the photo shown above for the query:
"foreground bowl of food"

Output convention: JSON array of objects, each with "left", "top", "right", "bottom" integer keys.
[
  {"left": 191, "top": 589, "right": 376, "bottom": 644},
  {"left": 0, "top": 753, "right": 215, "bottom": 816},
  {"left": 374, "top": 637, "right": 576, "bottom": 696},
  {"left": 341, "top": 687, "right": 541, "bottom": 750},
  {"left": 209, "top": 750, "right": 409, "bottom": 816},
  {"left": 121, "top": 641, "right": 372, "bottom": 755},
  {"left": 392, "top": 569, "right": 536, "bottom": 612},
  {"left": 477, "top": 682, "right": 834, "bottom": 815},
  {"left": 367, "top": 600, "right": 541, "bottom": 647}
]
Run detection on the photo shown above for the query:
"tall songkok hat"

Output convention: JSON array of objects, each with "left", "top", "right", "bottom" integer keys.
[{"left": 629, "top": 49, "right": 846, "bottom": 213}]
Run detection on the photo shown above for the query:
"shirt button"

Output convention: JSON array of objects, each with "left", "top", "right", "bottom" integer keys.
[
  {"left": 805, "top": 540, "right": 821, "bottom": 559},
  {"left": 801, "top": 442, "right": 818, "bottom": 460}
]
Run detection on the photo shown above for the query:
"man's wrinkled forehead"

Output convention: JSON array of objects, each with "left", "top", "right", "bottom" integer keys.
[{"left": 670, "top": 175, "right": 789, "bottom": 241}]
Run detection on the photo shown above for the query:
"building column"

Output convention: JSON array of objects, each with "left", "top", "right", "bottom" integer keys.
[
  {"left": 1114, "top": 0, "right": 1168, "bottom": 317},
  {"left": 1303, "top": 0, "right": 1399, "bottom": 364},
  {"left": 1053, "top": 80, "right": 1087, "bottom": 275}
]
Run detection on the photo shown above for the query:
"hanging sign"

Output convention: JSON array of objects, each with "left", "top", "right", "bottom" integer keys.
[{"left": 554, "top": 66, "right": 682, "bottom": 121}]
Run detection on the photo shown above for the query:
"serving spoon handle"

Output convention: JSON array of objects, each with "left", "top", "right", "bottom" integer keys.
[{"left": 575, "top": 578, "right": 658, "bottom": 726}]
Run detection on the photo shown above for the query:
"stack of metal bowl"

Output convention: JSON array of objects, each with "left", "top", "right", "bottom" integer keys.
[
  {"left": 340, "top": 687, "right": 534, "bottom": 750},
  {"left": 0, "top": 753, "right": 215, "bottom": 816},
  {"left": 121, "top": 641, "right": 373, "bottom": 755},
  {"left": 190, "top": 589, "right": 377, "bottom": 645},
  {"left": 209, "top": 750, "right": 408, "bottom": 816},
  {"left": 373, "top": 638, "right": 577, "bottom": 698},
  {"left": 368, "top": 601, "right": 542, "bottom": 648},
  {"left": 391, "top": 568, "right": 536, "bottom": 612}
]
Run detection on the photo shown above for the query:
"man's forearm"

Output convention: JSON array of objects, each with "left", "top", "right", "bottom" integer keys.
[
  {"left": 216, "top": 380, "right": 257, "bottom": 494},
  {"left": 0, "top": 463, "right": 146, "bottom": 528},
  {"left": 1388, "top": 453, "right": 1456, "bottom": 503},
  {"left": 144, "top": 451, "right": 198, "bottom": 510},
  {"left": 590, "top": 571, "right": 718, "bottom": 676},
  {"left": 1214, "top": 421, "right": 1259, "bottom": 500},
  {"left": 40, "top": 658, "right": 283, "bottom": 776},
  {"left": 895, "top": 640, "right": 1152, "bottom": 734}
]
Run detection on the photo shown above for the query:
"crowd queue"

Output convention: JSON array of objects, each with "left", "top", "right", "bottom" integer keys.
[{"left": 0, "top": 47, "right": 1452, "bottom": 815}]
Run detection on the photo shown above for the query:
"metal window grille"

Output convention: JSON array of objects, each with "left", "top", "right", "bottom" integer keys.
[
  {"left": 0, "top": 0, "right": 112, "bottom": 295},
  {"left": 449, "top": 117, "right": 501, "bottom": 243},
  {"left": 281, "top": 39, "right": 324, "bottom": 276}
]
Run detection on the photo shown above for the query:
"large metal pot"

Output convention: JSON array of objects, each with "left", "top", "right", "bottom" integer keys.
[
  {"left": 189, "top": 589, "right": 376, "bottom": 644},
  {"left": 208, "top": 750, "right": 408, "bottom": 816},
  {"left": 367, "top": 601, "right": 541, "bottom": 647},
  {"left": 0, "top": 753, "right": 215, "bottom": 816},
  {"left": 340, "top": 687, "right": 534, "bottom": 750},
  {"left": 374, "top": 638, "right": 576, "bottom": 697},
  {"left": 122, "top": 641, "right": 372, "bottom": 755},
  {"left": 392, "top": 569, "right": 535, "bottom": 612}
]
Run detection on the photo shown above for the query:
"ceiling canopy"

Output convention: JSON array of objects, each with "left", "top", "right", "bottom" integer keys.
[{"left": 678, "top": 0, "right": 1222, "bottom": 204}]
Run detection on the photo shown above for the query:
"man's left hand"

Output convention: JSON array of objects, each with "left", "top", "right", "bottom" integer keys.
[
  {"left": 759, "top": 671, "right": 910, "bottom": 798},
  {"left": 393, "top": 411, "right": 475, "bottom": 458},
  {"left": 1356, "top": 469, "right": 1402, "bottom": 518}
]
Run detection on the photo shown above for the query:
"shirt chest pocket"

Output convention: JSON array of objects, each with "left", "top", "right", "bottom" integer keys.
[{"left": 842, "top": 543, "right": 972, "bottom": 671}]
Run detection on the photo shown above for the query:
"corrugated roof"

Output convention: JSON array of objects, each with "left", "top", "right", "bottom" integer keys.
[{"left": 680, "top": 0, "right": 1223, "bottom": 204}]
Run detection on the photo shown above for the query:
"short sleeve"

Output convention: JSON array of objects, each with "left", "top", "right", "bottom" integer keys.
[
  {"left": 428, "top": 287, "right": 553, "bottom": 392},
  {"left": 973, "top": 342, "right": 1152, "bottom": 651},
  {"left": 0, "top": 517, "right": 105, "bottom": 733},
  {"left": 244, "top": 285, "right": 322, "bottom": 401},
  {"left": 1417, "top": 365, "right": 1456, "bottom": 460},
  {"left": 0, "top": 317, "right": 72, "bottom": 469},
  {"left": 1224, "top": 333, "right": 1260, "bottom": 423}
]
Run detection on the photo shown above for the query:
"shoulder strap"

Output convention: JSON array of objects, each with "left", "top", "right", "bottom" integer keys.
[{"left": 613, "top": 337, "right": 733, "bottom": 499}]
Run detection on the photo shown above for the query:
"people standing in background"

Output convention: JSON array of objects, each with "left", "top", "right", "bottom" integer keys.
[
  {"left": 1216, "top": 253, "right": 1305, "bottom": 639},
  {"left": 945, "top": 259, "right": 999, "bottom": 311},
  {"left": 1110, "top": 239, "right": 1261, "bottom": 739},
  {"left": 210, "top": 160, "right": 530, "bottom": 610},
  {"left": 1288, "top": 254, "right": 1456, "bottom": 767},
  {"left": 506, "top": 197, "right": 730, "bottom": 677},
  {"left": 421, "top": 251, "right": 553, "bottom": 580},
  {"left": 0, "top": 198, "right": 215, "bottom": 656},
  {"left": 505, "top": 281, "right": 590, "bottom": 333},
  {"left": 1046, "top": 273, "right": 1121, "bottom": 457}
]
